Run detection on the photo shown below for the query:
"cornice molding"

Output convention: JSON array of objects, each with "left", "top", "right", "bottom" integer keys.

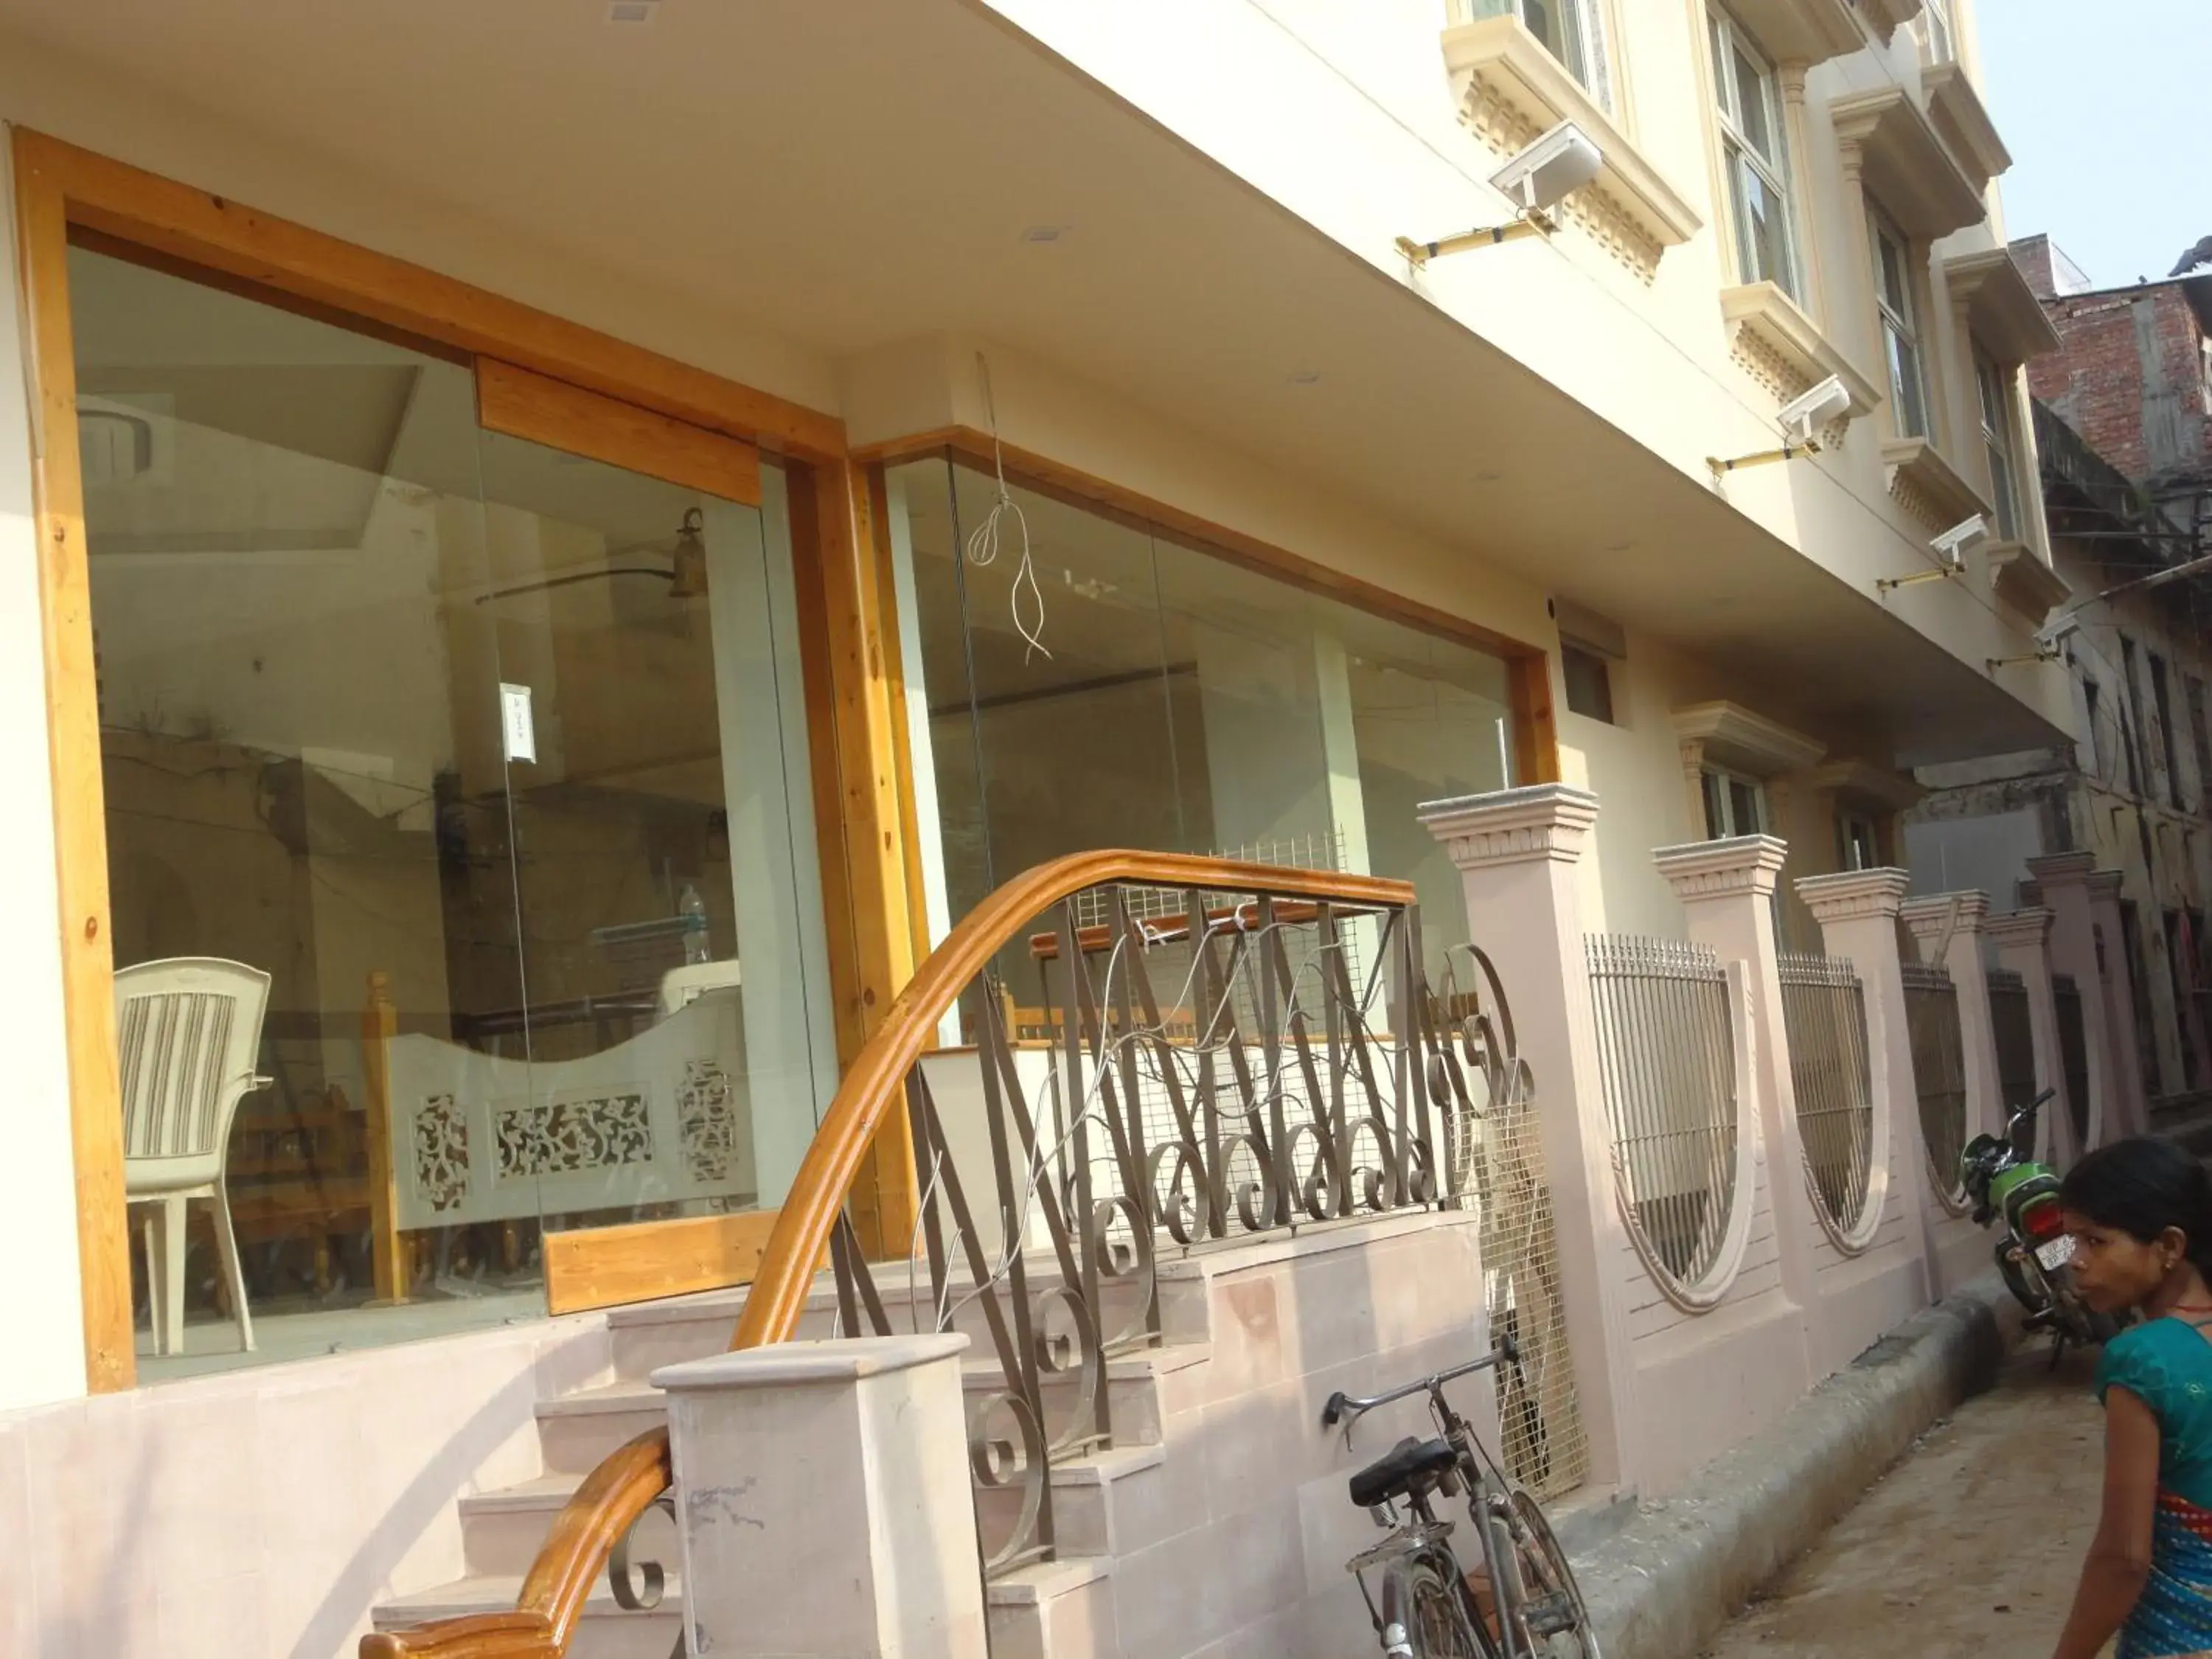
[
  {"left": 1672, "top": 700, "right": 1826, "bottom": 777},
  {"left": 1852, "top": 0, "right": 1927, "bottom": 46},
  {"left": 1944, "top": 248, "right": 2061, "bottom": 364},
  {"left": 1984, "top": 907, "right": 2056, "bottom": 947},
  {"left": 1809, "top": 758, "right": 1924, "bottom": 813},
  {"left": 1883, "top": 436, "right": 1992, "bottom": 534},
  {"left": 1420, "top": 783, "right": 1600, "bottom": 868},
  {"left": 2025, "top": 850, "right": 2097, "bottom": 886},
  {"left": 1922, "top": 63, "right": 2011, "bottom": 197},
  {"left": 1986, "top": 540, "right": 2070, "bottom": 625},
  {"left": 1899, "top": 890, "right": 1992, "bottom": 939},
  {"left": 1724, "top": 0, "right": 1864, "bottom": 64},
  {"left": 1832, "top": 86, "right": 1983, "bottom": 240},
  {"left": 1719, "top": 282, "right": 1884, "bottom": 419}
]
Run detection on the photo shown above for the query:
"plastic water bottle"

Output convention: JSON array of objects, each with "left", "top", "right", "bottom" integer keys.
[{"left": 678, "top": 881, "right": 711, "bottom": 964}]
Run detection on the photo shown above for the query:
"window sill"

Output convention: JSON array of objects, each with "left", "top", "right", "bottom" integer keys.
[
  {"left": 1440, "top": 15, "right": 1701, "bottom": 282},
  {"left": 1719, "top": 282, "right": 1884, "bottom": 421},
  {"left": 1882, "top": 437, "right": 1992, "bottom": 532},
  {"left": 1986, "top": 540, "right": 2070, "bottom": 622},
  {"left": 1832, "top": 86, "right": 1983, "bottom": 240},
  {"left": 1923, "top": 63, "right": 2011, "bottom": 198},
  {"left": 1723, "top": 0, "right": 1863, "bottom": 66}
]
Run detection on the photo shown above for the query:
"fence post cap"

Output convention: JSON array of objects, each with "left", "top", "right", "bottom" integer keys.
[
  {"left": 2024, "top": 850, "right": 2098, "bottom": 886},
  {"left": 1984, "top": 907, "right": 2056, "bottom": 945},
  {"left": 1898, "top": 891, "right": 1991, "bottom": 936},
  {"left": 653, "top": 1332, "right": 970, "bottom": 1393},
  {"left": 1419, "top": 783, "right": 1599, "bottom": 866},
  {"left": 1793, "top": 867, "right": 1910, "bottom": 920},
  {"left": 1652, "top": 834, "right": 1787, "bottom": 898}
]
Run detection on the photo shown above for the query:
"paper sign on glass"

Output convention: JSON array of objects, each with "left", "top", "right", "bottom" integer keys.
[{"left": 500, "top": 682, "right": 538, "bottom": 764}]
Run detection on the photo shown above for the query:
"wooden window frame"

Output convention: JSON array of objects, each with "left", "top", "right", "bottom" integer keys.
[{"left": 9, "top": 128, "right": 925, "bottom": 1385}]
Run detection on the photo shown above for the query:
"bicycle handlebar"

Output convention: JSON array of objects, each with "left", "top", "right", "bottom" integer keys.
[{"left": 1320, "top": 1333, "right": 1520, "bottom": 1429}]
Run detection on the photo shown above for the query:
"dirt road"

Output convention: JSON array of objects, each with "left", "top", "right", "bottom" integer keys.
[{"left": 1699, "top": 1339, "right": 2107, "bottom": 1658}]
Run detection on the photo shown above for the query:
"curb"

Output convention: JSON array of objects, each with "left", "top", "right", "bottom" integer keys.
[{"left": 1568, "top": 1275, "right": 2024, "bottom": 1659}]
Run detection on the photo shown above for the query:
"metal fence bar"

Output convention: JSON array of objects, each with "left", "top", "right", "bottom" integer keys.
[
  {"left": 1778, "top": 951, "right": 1877, "bottom": 1241},
  {"left": 2053, "top": 973, "right": 2092, "bottom": 1150},
  {"left": 1987, "top": 968, "right": 2038, "bottom": 1118},
  {"left": 1583, "top": 935, "right": 1739, "bottom": 1294},
  {"left": 1900, "top": 961, "right": 1969, "bottom": 1208}
]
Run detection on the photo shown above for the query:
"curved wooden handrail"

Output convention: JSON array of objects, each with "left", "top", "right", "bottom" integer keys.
[{"left": 364, "top": 850, "right": 1413, "bottom": 1659}]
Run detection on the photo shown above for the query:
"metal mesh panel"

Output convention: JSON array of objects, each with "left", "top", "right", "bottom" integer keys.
[
  {"left": 1584, "top": 935, "right": 1739, "bottom": 1293},
  {"left": 1778, "top": 952, "right": 1877, "bottom": 1239},
  {"left": 1900, "top": 961, "right": 1968, "bottom": 1209},
  {"left": 2054, "top": 973, "right": 2092, "bottom": 1150},
  {"left": 1987, "top": 968, "right": 2038, "bottom": 1116}
]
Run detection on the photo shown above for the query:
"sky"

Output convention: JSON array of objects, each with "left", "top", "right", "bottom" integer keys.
[{"left": 1977, "top": 0, "right": 2211, "bottom": 291}]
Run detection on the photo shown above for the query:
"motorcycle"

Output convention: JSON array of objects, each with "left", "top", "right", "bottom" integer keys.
[{"left": 1958, "top": 1088, "right": 2122, "bottom": 1356}]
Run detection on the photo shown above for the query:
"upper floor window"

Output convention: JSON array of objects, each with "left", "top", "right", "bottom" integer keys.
[
  {"left": 1871, "top": 213, "right": 1928, "bottom": 439},
  {"left": 1919, "top": 0, "right": 1957, "bottom": 65},
  {"left": 1975, "top": 349, "right": 2021, "bottom": 540},
  {"left": 1700, "top": 763, "right": 1769, "bottom": 838},
  {"left": 1837, "top": 811, "right": 1882, "bottom": 872},
  {"left": 1467, "top": 0, "right": 1613, "bottom": 108},
  {"left": 1710, "top": 11, "right": 1799, "bottom": 301}
]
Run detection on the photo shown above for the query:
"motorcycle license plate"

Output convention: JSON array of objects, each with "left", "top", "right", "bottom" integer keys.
[{"left": 2034, "top": 1234, "right": 2076, "bottom": 1272}]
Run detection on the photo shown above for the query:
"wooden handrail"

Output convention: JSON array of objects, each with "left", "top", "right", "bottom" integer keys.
[{"left": 364, "top": 851, "right": 1413, "bottom": 1659}]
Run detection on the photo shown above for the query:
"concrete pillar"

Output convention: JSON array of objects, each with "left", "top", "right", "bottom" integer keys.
[
  {"left": 655, "top": 1332, "right": 986, "bottom": 1659},
  {"left": 1652, "top": 835, "right": 1818, "bottom": 1380},
  {"left": 1421, "top": 784, "right": 1640, "bottom": 1492},
  {"left": 2087, "top": 869, "right": 2153, "bottom": 1133},
  {"left": 1986, "top": 908, "right": 2075, "bottom": 1166},
  {"left": 1795, "top": 869, "right": 1936, "bottom": 1299},
  {"left": 2026, "top": 853, "right": 2133, "bottom": 1146},
  {"left": 1897, "top": 891, "right": 2003, "bottom": 1150}
]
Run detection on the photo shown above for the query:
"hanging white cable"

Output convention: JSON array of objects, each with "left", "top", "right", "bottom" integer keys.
[{"left": 967, "top": 352, "right": 1051, "bottom": 662}]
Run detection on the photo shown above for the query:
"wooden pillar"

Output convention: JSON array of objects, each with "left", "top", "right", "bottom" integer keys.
[{"left": 361, "top": 971, "right": 410, "bottom": 1304}]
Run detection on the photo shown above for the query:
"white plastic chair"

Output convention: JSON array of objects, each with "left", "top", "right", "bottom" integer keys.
[{"left": 114, "top": 957, "right": 271, "bottom": 1355}]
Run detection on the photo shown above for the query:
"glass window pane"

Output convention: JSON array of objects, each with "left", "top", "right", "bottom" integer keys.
[
  {"left": 1710, "top": 16, "right": 1731, "bottom": 116},
  {"left": 1731, "top": 150, "right": 1795, "bottom": 295},
  {"left": 1889, "top": 327, "right": 1928, "bottom": 438},
  {"left": 1701, "top": 771, "right": 1727, "bottom": 838},
  {"left": 1732, "top": 47, "right": 1774, "bottom": 159}
]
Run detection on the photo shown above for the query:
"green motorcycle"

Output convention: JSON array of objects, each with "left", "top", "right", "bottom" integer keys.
[{"left": 1958, "top": 1088, "right": 2122, "bottom": 1356}]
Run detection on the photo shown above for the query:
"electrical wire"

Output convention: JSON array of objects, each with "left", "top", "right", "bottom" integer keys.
[{"left": 965, "top": 353, "right": 1051, "bottom": 664}]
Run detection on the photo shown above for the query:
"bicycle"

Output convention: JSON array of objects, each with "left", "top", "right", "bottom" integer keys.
[{"left": 1324, "top": 1336, "right": 1599, "bottom": 1659}]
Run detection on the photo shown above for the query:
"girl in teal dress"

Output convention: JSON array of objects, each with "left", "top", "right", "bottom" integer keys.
[{"left": 2056, "top": 1137, "right": 2212, "bottom": 1659}]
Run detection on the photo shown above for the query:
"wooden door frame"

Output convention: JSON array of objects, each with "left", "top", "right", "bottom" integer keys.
[{"left": 9, "top": 128, "right": 921, "bottom": 1382}]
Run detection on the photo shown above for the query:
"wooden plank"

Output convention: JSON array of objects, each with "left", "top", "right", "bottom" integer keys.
[
  {"left": 802, "top": 458, "right": 921, "bottom": 1256},
  {"left": 359, "top": 971, "right": 411, "bottom": 1304},
  {"left": 853, "top": 425, "right": 1548, "bottom": 665},
  {"left": 12, "top": 131, "right": 134, "bottom": 1393},
  {"left": 15, "top": 128, "right": 846, "bottom": 461},
  {"left": 869, "top": 465, "right": 939, "bottom": 981},
  {"left": 476, "top": 358, "right": 762, "bottom": 507},
  {"left": 543, "top": 1208, "right": 783, "bottom": 1315},
  {"left": 1512, "top": 648, "right": 1564, "bottom": 785}
]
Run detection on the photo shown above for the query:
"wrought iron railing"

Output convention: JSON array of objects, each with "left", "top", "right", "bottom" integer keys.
[
  {"left": 1901, "top": 961, "right": 1969, "bottom": 1211},
  {"left": 1778, "top": 951, "right": 1878, "bottom": 1248},
  {"left": 1987, "top": 968, "right": 2038, "bottom": 1116},
  {"left": 361, "top": 849, "right": 1587, "bottom": 1656},
  {"left": 1584, "top": 935, "right": 1740, "bottom": 1302},
  {"left": 2054, "top": 973, "right": 2093, "bottom": 1150}
]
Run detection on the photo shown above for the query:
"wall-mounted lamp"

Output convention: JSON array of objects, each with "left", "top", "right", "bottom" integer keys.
[
  {"left": 1396, "top": 122, "right": 1602, "bottom": 265},
  {"left": 669, "top": 508, "right": 709, "bottom": 599},
  {"left": 1707, "top": 375, "right": 1852, "bottom": 482},
  {"left": 1877, "top": 515, "right": 1986, "bottom": 594}
]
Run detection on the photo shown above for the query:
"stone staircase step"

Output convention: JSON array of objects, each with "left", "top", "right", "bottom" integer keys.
[
  {"left": 974, "top": 1441, "right": 1175, "bottom": 1562},
  {"left": 372, "top": 1573, "right": 681, "bottom": 1659},
  {"left": 535, "top": 1380, "right": 671, "bottom": 1475},
  {"left": 987, "top": 1555, "right": 1119, "bottom": 1659},
  {"left": 454, "top": 1473, "right": 678, "bottom": 1579}
]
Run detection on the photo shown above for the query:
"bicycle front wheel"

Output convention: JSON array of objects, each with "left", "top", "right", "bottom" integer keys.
[
  {"left": 1507, "top": 1489, "right": 1601, "bottom": 1659},
  {"left": 1388, "top": 1554, "right": 1494, "bottom": 1659}
]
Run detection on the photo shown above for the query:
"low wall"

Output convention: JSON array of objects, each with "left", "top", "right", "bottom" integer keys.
[{"left": 0, "top": 1311, "right": 611, "bottom": 1659}]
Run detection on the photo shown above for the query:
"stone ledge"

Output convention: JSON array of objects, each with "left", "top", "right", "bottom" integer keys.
[
  {"left": 1572, "top": 1276, "right": 2017, "bottom": 1659},
  {"left": 653, "top": 1331, "right": 968, "bottom": 1391}
]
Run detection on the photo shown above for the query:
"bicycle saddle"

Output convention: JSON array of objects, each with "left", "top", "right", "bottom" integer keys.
[{"left": 1349, "top": 1436, "right": 1458, "bottom": 1509}]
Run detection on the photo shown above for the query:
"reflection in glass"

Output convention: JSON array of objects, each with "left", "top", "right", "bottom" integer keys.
[{"left": 72, "top": 246, "right": 832, "bottom": 1378}]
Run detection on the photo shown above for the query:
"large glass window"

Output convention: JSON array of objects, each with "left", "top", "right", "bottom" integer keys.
[
  {"left": 1919, "top": 0, "right": 1956, "bottom": 65},
  {"left": 884, "top": 456, "right": 1518, "bottom": 992},
  {"left": 1872, "top": 214, "right": 1929, "bottom": 439},
  {"left": 74, "top": 246, "right": 835, "bottom": 1377},
  {"left": 1710, "top": 11, "right": 1799, "bottom": 301}
]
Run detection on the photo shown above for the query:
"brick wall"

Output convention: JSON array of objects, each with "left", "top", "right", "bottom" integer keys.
[{"left": 2028, "top": 282, "right": 2212, "bottom": 487}]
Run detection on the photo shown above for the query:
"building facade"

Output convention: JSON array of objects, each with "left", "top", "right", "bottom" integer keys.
[{"left": 0, "top": 2, "right": 2132, "bottom": 1656}]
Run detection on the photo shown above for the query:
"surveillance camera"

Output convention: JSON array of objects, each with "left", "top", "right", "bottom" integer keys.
[
  {"left": 1489, "top": 121, "right": 1604, "bottom": 213},
  {"left": 2036, "top": 616, "right": 2083, "bottom": 653},
  {"left": 1930, "top": 515, "right": 1989, "bottom": 571},
  {"left": 1777, "top": 375, "right": 1853, "bottom": 445}
]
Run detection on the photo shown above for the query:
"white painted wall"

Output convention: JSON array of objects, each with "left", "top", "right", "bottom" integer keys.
[{"left": 0, "top": 130, "right": 88, "bottom": 1411}]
